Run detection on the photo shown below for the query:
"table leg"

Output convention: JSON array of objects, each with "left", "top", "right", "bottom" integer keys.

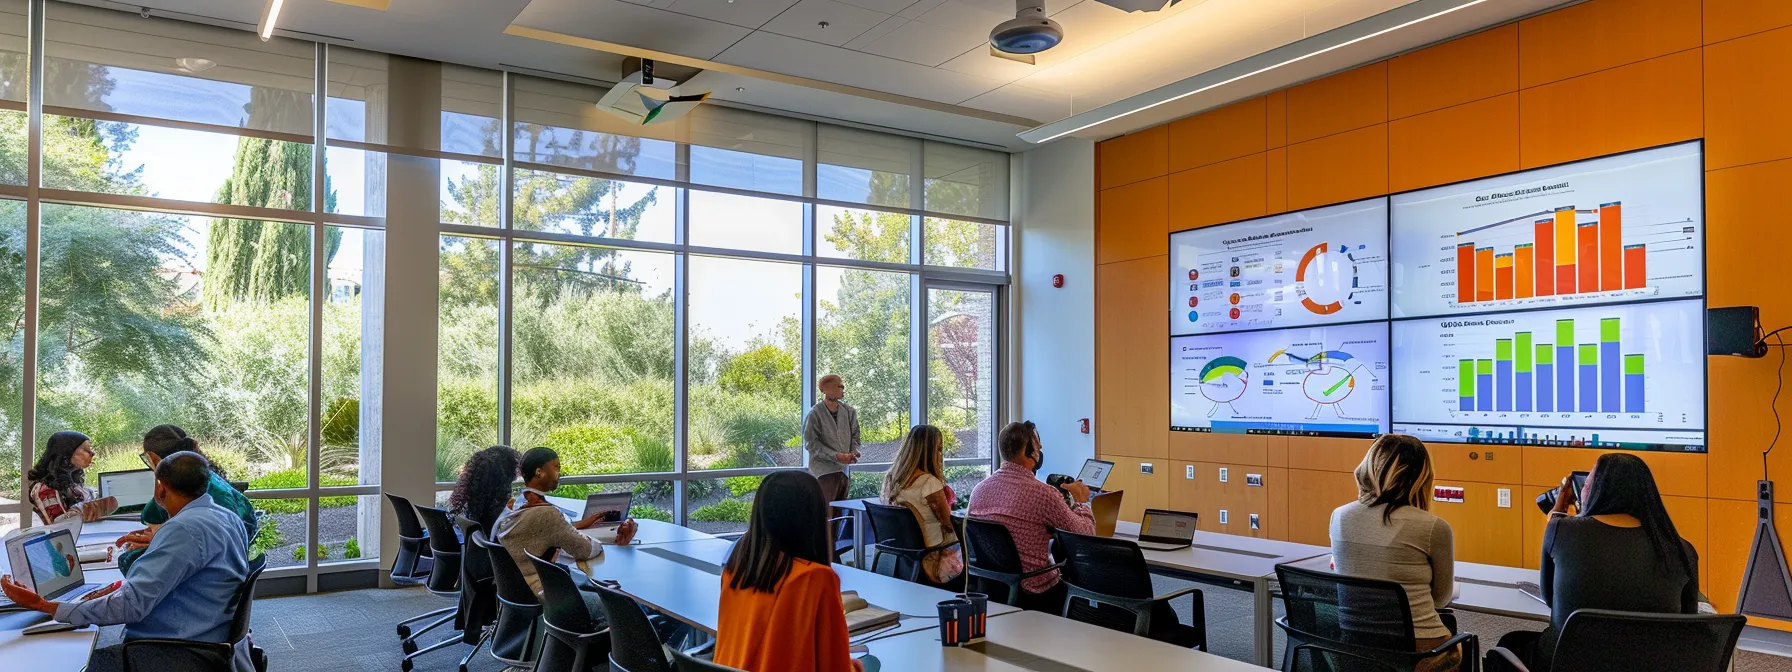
[
  {"left": 853, "top": 509, "right": 869, "bottom": 569},
  {"left": 1253, "top": 578, "right": 1273, "bottom": 667}
]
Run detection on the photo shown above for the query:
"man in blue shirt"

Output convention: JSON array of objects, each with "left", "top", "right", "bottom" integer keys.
[{"left": 2, "top": 451, "right": 253, "bottom": 672}]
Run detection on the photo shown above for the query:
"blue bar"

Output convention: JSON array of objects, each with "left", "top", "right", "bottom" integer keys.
[
  {"left": 1601, "top": 342, "right": 1620, "bottom": 413},
  {"left": 1579, "top": 363, "right": 1597, "bottom": 411},
  {"left": 1625, "top": 374, "right": 1644, "bottom": 413},
  {"left": 1517, "top": 372, "right": 1533, "bottom": 412},
  {"left": 1557, "top": 346, "right": 1575, "bottom": 412},
  {"left": 1537, "top": 365, "right": 1553, "bottom": 411},
  {"left": 1497, "top": 360, "right": 1513, "bottom": 412},
  {"left": 1477, "top": 374, "right": 1493, "bottom": 412}
]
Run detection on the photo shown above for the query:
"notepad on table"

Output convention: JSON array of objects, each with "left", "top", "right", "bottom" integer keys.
[{"left": 841, "top": 591, "right": 899, "bottom": 634}]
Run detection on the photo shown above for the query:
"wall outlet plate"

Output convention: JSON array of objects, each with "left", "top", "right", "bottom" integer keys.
[
  {"left": 1249, "top": 513, "right": 1260, "bottom": 530},
  {"left": 1246, "top": 473, "right": 1263, "bottom": 487},
  {"left": 1498, "top": 488, "right": 1512, "bottom": 508},
  {"left": 1219, "top": 467, "right": 1229, "bottom": 483},
  {"left": 1185, "top": 465, "right": 1195, "bottom": 479},
  {"left": 1140, "top": 462, "right": 1154, "bottom": 475},
  {"left": 1219, "top": 509, "right": 1229, "bottom": 525}
]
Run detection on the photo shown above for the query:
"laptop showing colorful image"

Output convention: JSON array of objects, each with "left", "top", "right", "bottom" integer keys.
[{"left": 1, "top": 529, "right": 104, "bottom": 611}]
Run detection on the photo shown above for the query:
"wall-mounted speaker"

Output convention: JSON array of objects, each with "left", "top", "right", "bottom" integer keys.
[{"left": 1709, "top": 306, "right": 1766, "bottom": 358}]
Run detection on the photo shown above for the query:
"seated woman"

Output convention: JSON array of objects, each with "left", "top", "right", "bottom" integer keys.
[
  {"left": 447, "top": 445, "right": 522, "bottom": 532},
  {"left": 1493, "top": 452, "right": 1699, "bottom": 670},
  {"left": 116, "top": 425, "right": 260, "bottom": 574},
  {"left": 495, "top": 447, "right": 637, "bottom": 596},
  {"left": 27, "top": 430, "right": 119, "bottom": 524},
  {"left": 878, "top": 424, "right": 962, "bottom": 585},
  {"left": 717, "top": 471, "right": 862, "bottom": 672},
  {"left": 1330, "top": 435, "right": 1459, "bottom": 672}
]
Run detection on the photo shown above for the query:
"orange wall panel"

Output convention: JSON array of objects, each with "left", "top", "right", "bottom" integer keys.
[
  {"left": 1517, "top": 0, "right": 1702, "bottom": 87},
  {"left": 1168, "top": 153, "right": 1268, "bottom": 232},
  {"left": 1287, "top": 468, "right": 1358, "bottom": 546},
  {"left": 1096, "top": 176, "right": 1168, "bottom": 265},
  {"left": 1518, "top": 50, "right": 1703, "bottom": 168},
  {"left": 1705, "top": 0, "right": 1792, "bottom": 44},
  {"left": 1169, "top": 432, "right": 1284, "bottom": 467},
  {"left": 1102, "top": 454, "right": 1170, "bottom": 522},
  {"left": 1169, "top": 96, "right": 1267, "bottom": 172},
  {"left": 1388, "top": 23, "right": 1519, "bottom": 119},
  {"left": 1426, "top": 481, "right": 1526, "bottom": 566},
  {"left": 1707, "top": 158, "right": 1792, "bottom": 499},
  {"left": 1664, "top": 494, "right": 1711, "bottom": 592},
  {"left": 1286, "top": 124, "right": 1388, "bottom": 210},
  {"left": 1287, "top": 436, "right": 1374, "bottom": 473},
  {"left": 1285, "top": 62, "right": 1387, "bottom": 145},
  {"left": 1265, "top": 147, "right": 1287, "bottom": 214},
  {"left": 1705, "top": 26, "right": 1792, "bottom": 171},
  {"left": 1266, "top": 90, "right": 1287, "bottom": 148},
  {"left": 1096, "top": 257, "right": 1169, "bottom": 461},
  {"left": 1429, "top": 442, "right": 1523, "bottom": 485},
  {"left": 1098, "top": 125, "right": 1169, "bottom": 190},
  {"left": 1388, "top": 93, "right": 1520, "bottom": 192}
]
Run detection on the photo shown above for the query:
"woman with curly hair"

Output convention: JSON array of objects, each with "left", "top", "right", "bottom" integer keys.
[
  {"left": 448, "top": 445, "right": 523, "bottom": 532},
  {"left": 27, "top": 430, "right": 119, "bottom": 524}
]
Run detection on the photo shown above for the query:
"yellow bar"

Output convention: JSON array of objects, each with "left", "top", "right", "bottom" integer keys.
[{"left": 1554, "top": 206, "right": 1576, "bottom": 265}]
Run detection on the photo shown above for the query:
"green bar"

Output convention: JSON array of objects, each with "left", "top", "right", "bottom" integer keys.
[
  {"left": 1557, "top": 319, "right": 1574, "bottom": 347},
  {"left": 1516, "top": 333, "right": 1534, "bottom": 373},
  {"left": 1579, "top": 344, "right": 1598, "bottom": 366},
  {"left": 1477, "top": 359, "right": 1493, "bottom": 376},
  {"left": 1460, "top": 359, "right": 1475, "bottom": 397},
  {"left": 1496, "top": 339, "right": 1513, "bottom": 361},
  {"left": 1625, "top": 354, "right": 1645, "bottom": 375},
  {"left": 1601, "top": 317, "right": 1620, "bottom": 343},
  {"left": 1536, "top": 345, "right": 1554, "bottom": 365}
]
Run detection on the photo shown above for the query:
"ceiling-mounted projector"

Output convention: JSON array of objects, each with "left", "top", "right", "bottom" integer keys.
[
  {"left": 990, "top": 0, "right": 1062, "bottom": 56},
  {"left": 595, "top": 59, "right": 709, "bottom": 126}
]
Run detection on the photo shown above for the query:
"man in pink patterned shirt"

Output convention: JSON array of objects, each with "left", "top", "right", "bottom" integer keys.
[{"left": 968, "top": 420, "right": 1094, "bottom": 613}]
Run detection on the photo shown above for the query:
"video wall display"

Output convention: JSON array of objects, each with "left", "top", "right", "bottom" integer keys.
[{"left": 1166, "top": 141, "right": 1706, "bottom": 451}]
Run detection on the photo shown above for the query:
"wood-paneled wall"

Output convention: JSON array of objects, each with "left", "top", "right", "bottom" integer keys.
[{"left": 1092, "top": 0, "right": 1792, "bottom": 627}]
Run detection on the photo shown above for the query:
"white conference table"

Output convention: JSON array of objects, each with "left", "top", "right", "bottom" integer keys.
[
  {"left": 1, "top": 521, "right": 137, "bottom": 672},
  {"left": 1285, "top": 554, "right": 1550, "bottom": 622},
  {"left": 543, "top": 496, "right": 716, "bottom": 545},
  {"left": 861, "top": 610, "right": 1267, "bottom": 672}
]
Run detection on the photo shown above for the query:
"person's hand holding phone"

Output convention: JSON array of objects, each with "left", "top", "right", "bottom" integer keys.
[
  {"left": 1063, "top": 480, "right": 1092, "bottom": 504},
  {"left": 1552, "top": 475, "right": 1579, "bottom": 515},
  {"left": 613, "top": 519, "right": 639, "bottom": 545}
]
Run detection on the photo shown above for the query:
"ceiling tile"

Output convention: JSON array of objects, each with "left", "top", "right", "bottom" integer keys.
[
  {"left": 836, "top": 0, "right": 922, "bottom": 14},
  {"left": 662, "top": 0, "right": 804, "bottom": 28},
  {"left": 858, "top": 17, "right": 989, "bottom": 66},
  {"left": 761, "top": 0, "right": 891, "bottom": 45},
  {"left": 845, "top": 16, "right": 911, "bottom": 49},
  {"left": 716, "top": 30, "right": 1008, "bottom": 104},
  {"left": 961, "top": 82, "right": 1074, "bottom": 120},
  {"left": 935, "top": 0, "right": 1162, "bottom": 79},
  {"left": 511, "top": 0, "right": 755, "bottom": 59},
  {"left": 897, "top": 0, "right": 949, "bottom": 18},
  {"left": 913, "top": 0, "right": 1012, "bottom": 28}
]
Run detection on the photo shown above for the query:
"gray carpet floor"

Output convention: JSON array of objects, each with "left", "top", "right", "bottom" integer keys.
[{"left": 245, "top": 577, "right": 1792, "bottom": 671}]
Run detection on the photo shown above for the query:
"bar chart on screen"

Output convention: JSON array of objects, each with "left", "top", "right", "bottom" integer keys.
[{"left": 1389, "top": 299, "right": 1706, "bottom": 450}]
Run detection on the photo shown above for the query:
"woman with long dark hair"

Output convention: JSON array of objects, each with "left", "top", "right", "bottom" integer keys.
[
  {"left": 447, "top": 445, "right": 521, "bottom": 531},
  {"left": 116, "top": 425, "right": 260, "bottom": 574},
  {"left": 26, "top": 431, "right": 118, "bottom": 524},
  {"left": 1494, "top": 452, "right": 1698, "bottom": 669},
  {"left": 717, "top": 471, "right": 861, "bottom": 672}
]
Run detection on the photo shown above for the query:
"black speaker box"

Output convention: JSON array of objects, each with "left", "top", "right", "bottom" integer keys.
[{"left": 1709, "top": 306, "right": 1766, "bottom": 357}]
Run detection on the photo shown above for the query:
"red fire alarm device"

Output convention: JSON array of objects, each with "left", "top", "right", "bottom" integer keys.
[
  {"left": 1051, "top": 274, "right": 1064, "bottom": 288},
  {"left": 1078, "top": 418, "right": 1090, "bottom": 434}
]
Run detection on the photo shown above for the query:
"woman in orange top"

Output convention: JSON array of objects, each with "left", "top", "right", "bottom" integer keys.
[{"left": 716, "top": 471, "right": 864, "bottom": 672}]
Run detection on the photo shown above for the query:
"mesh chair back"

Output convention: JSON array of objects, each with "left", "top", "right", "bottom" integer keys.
[
  {"left": 528, "top": 553, "right": 607, "bottom": 672},
  {"left": 671, "top": 649, "right": 745, "bottom": 672},
  {"left": 965, "top": 518, "right": 1026, "bottom": 574},
  {"left": 474, "top": 531, "right": 539, "bottom": 607},
  {"left": 593, "top": 582, "right": 674, "bottom": 672},
  {"left": 385, "top": 493, "right": 427, "bottom": 539},
  {"left": 1550, "top": 609, "right": 1745, "bottom": 672},
  {"left": 1054, "top": 529, "right": 1158, "bottom": 633},
  {"left": 864, "top": 500, "right": 929, "bottom": 579},
  {"left": 472, "top": 531, "right": 541, "bottom": 664},
  {"left": 455, "top": 519, "right": 498, "bottom": 643},
  {"left": 226, "top": 555, "right": 268, "bottom": 644},
  {"left": 1276, "top": 562, "right": 1418, "bottom": 671},
  {"left": 414, "top": 506, "right": 463, "bottom": 595}
]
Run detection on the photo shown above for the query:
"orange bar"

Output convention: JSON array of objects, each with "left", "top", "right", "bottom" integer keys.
[
  {"left": 1476, "top": 247, "right": 1495, "bottom": 302},
  {"left": 1534, "top": 220, "right": 1555, "bottom": 296},
  {"left": 1457, "top": 243, "right": 1476, "bottom": 303},
  {"left": 1553, "top": 207, "right": 1576, "bottom": 294},
  {"left": 1516, "top": 243, "right": 1535, "bottom": 299},
  {"left": 1624, "top": 244, "right": 1646, "bottom": 289},
  {"left": 1578, "top": 221, "right": 1598, "bottom": 293},
  {"left": 1495, "top": 253, "right": 1514, "bottom": 300},
  {"left": 1600, "top": 202, "right": 1622, "bottom": 291}
]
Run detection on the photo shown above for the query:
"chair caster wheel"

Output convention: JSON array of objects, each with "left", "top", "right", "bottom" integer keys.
[
  {"left": 402, "top": 640, "right": 418, "bottom": 655},
  {"left": 460, "top": 664, "right": 470, "bottom": 672},
  {"left": 401, "top": 660, "right": 413, "bottom": 672},
  {"left": 397, "top": 624, "right": 411, "bottom": 639}
]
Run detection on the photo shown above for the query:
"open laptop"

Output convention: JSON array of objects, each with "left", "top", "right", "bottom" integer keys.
[
  {"left": 98, "top": 468, "right": 155, "bottom": 515},
  {"left": 580, "top": 492, "right": 632, "bottom": 526},
  {"left": 1077, "top": 459, "right": 1115, "bottom": 491},
  {"left": 0, "top": 529, "right": 105, "bottom": 611},
  {"left": 1133, "top": 509, "right": 1199, "bottom": 551}
]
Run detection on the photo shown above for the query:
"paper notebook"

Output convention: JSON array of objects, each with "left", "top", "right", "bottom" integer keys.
[{"left": 841, "top": 591, "right": 899, "bottom": 634}]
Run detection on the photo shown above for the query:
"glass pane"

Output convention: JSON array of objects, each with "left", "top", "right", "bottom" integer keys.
[
  {"left": 818, "top": 266, "right": 910, "bottom": 464},
  {"left": 43, "top": 116, "right": 315, "bottom": 208},
  {"left": 925, "top": 217, "right": 1005, "bottom": 271},
  {"left": 328, "top": 47, "right": 502, "bottom": 156},
  {"left": 684, "top": 476, "right": 774, "bottom": 535},
  {"left": 47, "top": 3, "right": 314, "bottom": 136},
  {"left": 512, "top": 243, "right": 676, "bottom": 474},
  {"left": 250, "top": 497, "right": 311, "bottom": 569},
  {"left": 819, "top": 205, "right": 909, "bottom": 264},
  {"left": 818, "top": 124, "right": 915, "bottom": 208},
  {"left": 441, "top": 64, "right": 504, "bottom": 158},
  {"left": 439, "top": 236, "right": 500, "bottom": 476},
  {"left": 514, "top": 170, "right": 676, "bottom": 243},
  {"left": 321, "top": 494, "right": 383, "bottom": 565},
  {"left": 0, "top": 0, "right": 23, "bottom": 188},
  {"left": 325, "top": 227, "right": 379, "bottom": 488},
  {"left": 511, "top": 75, "right": 678, "bottom": 180},
  {"left": 944, "top": 464, "right": 989, "bottom": 513},
  {"left": 547, "top": 480, "right": 675, "bottom": 524},
  {"left": 689, "top": 106, "right": 809, "bottom": 195},
  {"left": 36, "top": 205, "right": 311, "bottom": 488},
  {"left": 689, "top": 191, "right": 801, "bottom": 255},
  {"left": 928, "top": 289, "right": 994, "bottom": 460},
  {"left": 442, "top": 159, "right": 499, "bottom": 227},
  {"left": 0, "top": 199, "right": 20, "bottom": 534},
  {"left": 924, "top": 141, "right": 1008, "bottom": 220},
  {"left": 688, "top": 257, "right": 803, "bottom": 470}
]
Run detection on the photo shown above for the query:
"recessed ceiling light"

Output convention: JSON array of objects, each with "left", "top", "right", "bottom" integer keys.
[
  {"left": 175, "top": 57, "right": 217, "bottom": 73},
  {"left": 735, "top": 87, "right": 746, "bottom": 92},
  {"left": 818, "top": 21, "right": 830, "bottom": 28}
]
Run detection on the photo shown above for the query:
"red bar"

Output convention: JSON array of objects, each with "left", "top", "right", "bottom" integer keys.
[
  {"left": 1600, "top": 202, "right": 1623, "bottom": 291},
  {"left": 1624, "top": 244, "right": 1646, "bottom": 289},
  {"left": 1457, "top": 243, "right": 1476, "bottom": 303},
  {"left": 1534, "top": 220, "right": 1555, "bottom": 296},
  {"left": 1495, "top": 253, "right": 1514, "bottom": 300},
  {"left": 1476, "top": 247, "right": 1495, "bottom": 302},
  {"left": 1578, "top": 222, "right": 1598, "bottom": 293},
  {"left": 1516, "top": 244, "right": 1534, "bottom": 299},
  {"left": 1556, "top": 263, "right": 1576, "bottom": 294}
]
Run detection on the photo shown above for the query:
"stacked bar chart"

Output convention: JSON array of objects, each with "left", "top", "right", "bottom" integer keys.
[
  {"left": 1450, "top": 203, "right": 1643, "bottom": 306},
  {"left": 1451, "top": 316, "right": 1645, "bottom": 415}
]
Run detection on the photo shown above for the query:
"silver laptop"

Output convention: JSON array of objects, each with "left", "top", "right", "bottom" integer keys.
[
  {"left": 98, "top": 468, "right": 155, "bottom": 514},
  {"left": 580, "top": 492, "right": 632, "bottom": 527},
  {"left": 0, "top": 529, "right": 105, "bottom": 611},
  {"left": 1077, "top": 459, "right": 1115, "bottom": 491},
  {"left": 1133, "top": 509, "right": 1198, "bottom": 551}
]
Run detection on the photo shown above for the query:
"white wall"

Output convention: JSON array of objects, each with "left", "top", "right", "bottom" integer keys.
[{"left": 1011, "top": 138, "right": 1096, "bottom": 479}]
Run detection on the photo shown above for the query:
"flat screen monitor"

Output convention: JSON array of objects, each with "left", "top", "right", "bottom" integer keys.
[
  {"left": 1171, "top": 321, "right": 1390, "bottom": 438},
  {"left": 98, "top": 469, "right": 155, "bottom": 509}
]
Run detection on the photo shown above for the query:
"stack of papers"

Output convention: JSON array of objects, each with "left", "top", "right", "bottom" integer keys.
[{"left": 842, "top": 591, "right": 899, "bottom": 634}]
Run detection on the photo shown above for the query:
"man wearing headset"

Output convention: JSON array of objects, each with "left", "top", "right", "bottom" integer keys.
[{"left": 967, "top": 420, "right": 1093, "bottom": 613}]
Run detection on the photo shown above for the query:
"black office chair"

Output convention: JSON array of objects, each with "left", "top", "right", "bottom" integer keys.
[
  {"left": 122, "top": 555, "right": 268, "bottom": 672},
  {"left": 399, "top": 506, "right": 465, "bottom": 663},
  {"left": 1485, "top": 608, "right": 1744, "bottom": 672},
  {"left": 1276, "top": 563, "right": 1476, "bottom": 672},
  {"left": 384, "top": 492, "right": 434, "bottom": 585},
  {"left": 594, "top": 581, "right": 676, "bottom": 672},
  {"left": 1052, "top": 529, "right": 1206, "bottom": 650},
  {"left": 671, "top": 649, "right": 746, "bottom": 671},
  {"left": 829, "top": 513, "right": 855, "bottom": 563},
  {"left": 528, "top": 552, "right": 612, "bottom": 672},
  {"left": 862, "top": 500, "right": 960, "bottom": 588},
  {"left": 472, "top": 530, "right": 543, "bottom": 670},
  {"left": 963, "top": 516, "right": 1064, "bottom": 608}
]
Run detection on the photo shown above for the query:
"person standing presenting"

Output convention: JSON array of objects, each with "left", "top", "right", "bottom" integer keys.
[{"left": 804, "top": 374, "right": 861, "bottom": 504}]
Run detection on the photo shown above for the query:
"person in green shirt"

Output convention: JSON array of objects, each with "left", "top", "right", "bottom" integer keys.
[{"left": 115, "top": 425, "right": 260, "bottom": 574}]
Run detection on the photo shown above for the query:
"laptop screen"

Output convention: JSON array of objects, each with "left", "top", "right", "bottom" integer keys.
[
  {"left": 1140, "top": 510, "right": 1198, "bottom": 542},
  {"left": 1077, "top": 459, "right": 1115, "bottom": 490},
  {"left": 22, "top": 530, "right": 83, "bottom": 597},
  {"left": 99, "top": 469, "right": 155, "bottom": 508},
  {"left": 582, "top": 492, "right": 631, "bottom": 525}
]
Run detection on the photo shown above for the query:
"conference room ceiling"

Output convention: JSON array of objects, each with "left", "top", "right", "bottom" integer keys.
[{"left": 63, "top": 0, "right": 1572, "bottom": 150}]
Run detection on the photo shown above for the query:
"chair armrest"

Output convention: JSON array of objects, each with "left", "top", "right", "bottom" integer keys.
[
  {"left": 1426, "top": 631, "right": 1477, "bottom": 666},
  {"left": 1014, "top": 560, "right": 1066, "bottom": 580},
  {"left": 684, "top": 640, "right": 716, "bottom": 656},
  {"left": 1150, "top": 586, "right": 1202, "bottom": 605},
  {"left": 1486, "top": 646, "right": 1529, "bottom": 672}
]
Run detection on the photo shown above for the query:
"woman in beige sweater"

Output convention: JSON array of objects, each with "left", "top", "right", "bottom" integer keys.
[{"left": 496, "top": 447, "right": 639, "bottom": 595}]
